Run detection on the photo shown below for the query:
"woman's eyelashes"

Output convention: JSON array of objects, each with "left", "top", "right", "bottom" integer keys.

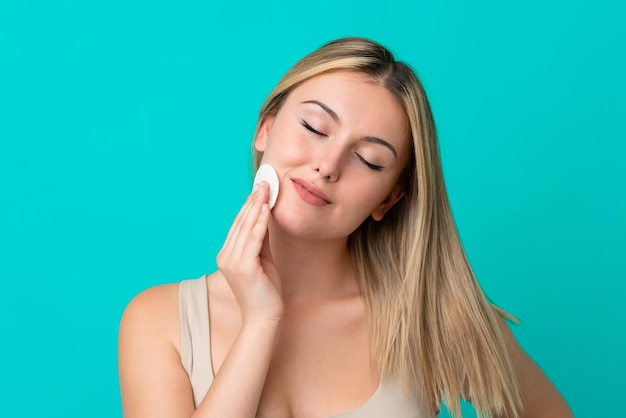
[
  {"left": 300, "top": 119, "right": 384, "bottom": 171},
  {"left": 356, "top": 153, "right": 383, "bottom": 171},
  {"left": 300, "top": 119, "right": 327, "bottom": 137}
]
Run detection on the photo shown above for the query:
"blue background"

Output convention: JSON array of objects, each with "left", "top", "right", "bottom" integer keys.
[{"left": 1, "top": 1, "right": 624, "bottom": 416}]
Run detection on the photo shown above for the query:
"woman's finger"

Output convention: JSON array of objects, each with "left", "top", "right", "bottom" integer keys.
[
  {"left": 219, "top": 183, "right": 269, "bottom": 265},
  {"left": 240, "top": 202, "right": 270, "bottom": 263},
  {"left": 222, "top": 184, "right": 266, "bottom": 256},
  {"left": 227, "top": 184, "right": 269, "bottom": 261}
]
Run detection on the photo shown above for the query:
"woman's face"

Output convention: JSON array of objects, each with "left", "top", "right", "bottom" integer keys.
[{"left": 255, "top": 70, "right": 411, "bottom": 240}]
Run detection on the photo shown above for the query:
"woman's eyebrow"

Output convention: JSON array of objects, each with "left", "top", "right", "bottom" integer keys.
[
  {"left": 362, "top": 136, "right": 398, "bottom": 158},
  {"left": 301, "top": 100, "right": 339, "bottom": 122},
  {"left": 300, "top": 99, "right": 398, "bottom": 158}
]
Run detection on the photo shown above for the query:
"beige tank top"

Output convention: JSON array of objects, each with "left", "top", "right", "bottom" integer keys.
[{"left": 179, "top": 275, "right": 434, "bottom": 418}]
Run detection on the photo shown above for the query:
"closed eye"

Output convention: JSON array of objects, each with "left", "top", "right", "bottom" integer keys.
[
  {"left": 300, "top": 119, "right": 327, "bottom": 137},
  {"left": 356, "top": 153, "right": 383, "bottom": 171}
]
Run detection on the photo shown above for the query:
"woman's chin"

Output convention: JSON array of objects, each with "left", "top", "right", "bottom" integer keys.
[
  {"left": 269, "top": 210, "right": 323, "bottom": 239},
  {"left": 269, "top": 206, "right": 356, "bottom": 242}
]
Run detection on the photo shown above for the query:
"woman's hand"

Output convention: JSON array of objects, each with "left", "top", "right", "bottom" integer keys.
[
  {"left": 119, "top": 183, "right": 284, "bottom": 418},
  {"left": 216, "top": 182, "right": 283, "bottom": 324}
]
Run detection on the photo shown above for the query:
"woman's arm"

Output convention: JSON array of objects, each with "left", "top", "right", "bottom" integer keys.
[
  {"left": 118, "top": 284, "right": 195, "bottom": 418},
  {"left": 119, "top": 183, "right": 283, "bottom": 418},
  {"left": 194, "top": 317, "right": 280, "bottom": 417},
  {"left": 118, "top": 285, "right": 280, "bottom": 418},
  {"left": 495, "top": 314, "right": 573, "bottom": 418}
]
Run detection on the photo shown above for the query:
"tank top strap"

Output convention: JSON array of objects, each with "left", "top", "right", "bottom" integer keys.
[{"left": 179, "top": 275, "right": 214, "bottom": 407}]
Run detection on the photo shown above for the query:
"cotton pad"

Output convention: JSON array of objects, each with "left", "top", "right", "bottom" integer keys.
[{"left": 253, "top": 164, "right": 280, "bottom": 209}]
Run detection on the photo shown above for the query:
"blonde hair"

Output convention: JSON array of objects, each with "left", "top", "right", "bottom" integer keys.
[{"left": 252, "top": 38, "right": 522, "bottom": 417}]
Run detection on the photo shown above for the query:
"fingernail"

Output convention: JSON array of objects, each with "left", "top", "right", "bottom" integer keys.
[{"left": 252, "top": 184, "right": 259, "bottom": 193}]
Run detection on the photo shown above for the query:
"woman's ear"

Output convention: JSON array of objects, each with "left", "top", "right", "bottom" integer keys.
[
  {"left": 254, "top": 116, "right": 275, "bottom": 152},
  {"left": 371, "top": 185, "right": 405, "bottom": 221}
]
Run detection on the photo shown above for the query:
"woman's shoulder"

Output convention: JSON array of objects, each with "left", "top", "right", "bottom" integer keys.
[
  {"left": 123, "top": 281, "right": 182, "bottom": 317},
  {"left": 121, "top": 274, "right": 213, "bottom": 314},
  {"left": 119, "top": 274, "right": 222, "bottom": 340},
  {"left": 119, "top": 282, "right": 182, "bottom": 348},
  {"left": 119, "top": 279, "right": 205, "bottom": 416}
]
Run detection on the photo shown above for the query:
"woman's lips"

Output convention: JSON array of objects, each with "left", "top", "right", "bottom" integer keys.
[{"left": 291, "top": 178, "right": 332, "bottom": 206}]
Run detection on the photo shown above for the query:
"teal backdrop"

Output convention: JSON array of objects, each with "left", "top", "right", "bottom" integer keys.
[{"left": 1, "top": 1, "right": 624, "bottom": 416}]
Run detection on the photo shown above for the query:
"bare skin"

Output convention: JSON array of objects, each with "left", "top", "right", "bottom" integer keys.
[
  {"left": 118, "top": 71, "right": 573, "bottom": 418},
  {"left": 119, "top": 184, "right": 379, "bottom": 418}
]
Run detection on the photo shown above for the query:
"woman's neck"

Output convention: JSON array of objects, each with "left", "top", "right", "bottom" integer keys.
[{"left": 267, "top": 221, "right": 359, "bottom": 302}]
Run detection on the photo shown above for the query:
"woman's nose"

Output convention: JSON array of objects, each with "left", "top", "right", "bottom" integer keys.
[{"left": 313, "top": 143, "right": 345, "bottom": 182}]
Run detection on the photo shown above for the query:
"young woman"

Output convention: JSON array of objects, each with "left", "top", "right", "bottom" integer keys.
[{"left": 118, "top": 37, "right": 572, "bottom": 418}]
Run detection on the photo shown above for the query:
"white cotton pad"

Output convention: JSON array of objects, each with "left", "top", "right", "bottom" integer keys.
[{"left": 253, "top": 164, "right": 280, "bottom": 209}]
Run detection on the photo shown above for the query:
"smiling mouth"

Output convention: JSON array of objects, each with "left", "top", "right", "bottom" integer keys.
[{"left": 291, "top": 178, "right": 332, "bottom": 206}]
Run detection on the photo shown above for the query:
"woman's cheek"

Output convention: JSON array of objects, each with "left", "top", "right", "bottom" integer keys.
[{"left": 273, "top": 131, "right": 313, "bottom": 165}]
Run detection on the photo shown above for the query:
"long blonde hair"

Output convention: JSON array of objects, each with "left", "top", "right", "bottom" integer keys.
[{"left": 252, "top": 37, "right": 522, "bottom": 418}]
